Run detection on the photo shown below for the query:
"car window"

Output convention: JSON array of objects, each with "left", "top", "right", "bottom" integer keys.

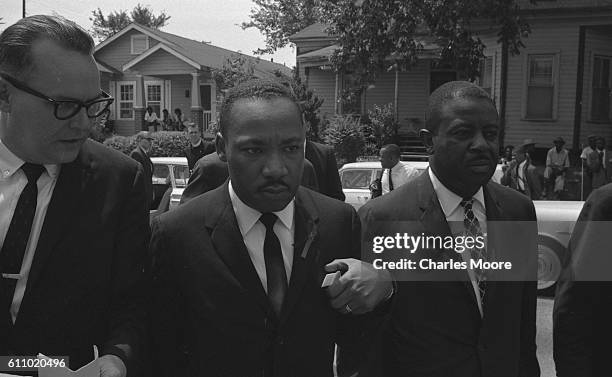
[
  {"left": 152, "top": 164, "right": 170, "bottom": 185},
  {"left": 341, "top": 169, "right": 374, "bottom": 189},
  {"left": 173, "top": 165, "right": 190, "bottom": 188}
]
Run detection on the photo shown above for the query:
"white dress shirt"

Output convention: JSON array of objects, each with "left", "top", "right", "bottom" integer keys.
[
  {"left": 228, "top": 181, "right": 295, "bottom": 291},
  {"left": 428, "top": 168, "right": 486, "bottom": 317},
  {"left": 381, "top": 161, "right": 420, "bottom": 194},
  {"left": 0, "top": 139, "right": 60, "bottom": 322}
]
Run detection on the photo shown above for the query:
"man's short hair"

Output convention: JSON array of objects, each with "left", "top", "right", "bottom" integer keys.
[
  {"left": 381, "top": 144, "right": 401, "bottom": 159},
  {"left": 136, "top": 131, "right": 152, "bottom": 142},
  {"left": 0, "top": 15, "right": 94, "bottom": 79},
  {"left": 425, "top": 81, "right": 496, "bottom": 135},
  {"left": 186, "top": 123, "right": 199, "bottom": 132},
  {"left": 218, "top": 78, "right": 301, "bottom": 137}
]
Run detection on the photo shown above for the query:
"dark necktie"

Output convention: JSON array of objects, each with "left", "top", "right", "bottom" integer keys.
[
  {"left": 460, "top": 198, "right": 487, "bottom": 305},
  {"left": 388, "top": 168, "right": 394, "bottom": 191},
  {"left": 260, "top": 213, "right": 288, "bottom": 317},
  {"left": 1, "top": 163, "right": 45, "bottom": 319}
]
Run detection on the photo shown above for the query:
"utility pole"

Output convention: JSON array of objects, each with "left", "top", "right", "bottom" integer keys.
[{"left": 22, "top": 0, "right": 26, "bottom": 18}]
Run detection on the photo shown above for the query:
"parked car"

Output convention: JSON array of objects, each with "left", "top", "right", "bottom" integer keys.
[
  {"left": 151, "top": 157, "right": 189, "bottom": 211},
  {"left": 339, "top": 161, "right": 582, "bottom": 294}
]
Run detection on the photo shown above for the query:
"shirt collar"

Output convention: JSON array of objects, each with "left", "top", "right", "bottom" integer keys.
[
  {"left": 191, "top": 139, "right": 202, "bottom": 148},
  {"left": 228, "top": 181, "right": 294, "bottom": 235},
  {"left": 428, "top": 168, "right": 485, "bottom": 217},
  {"left": 390, "top": 161, "right": 402, "bottom": 172},
  {"left": 0, "top": 138, "right": 60, "bottom": 179}
]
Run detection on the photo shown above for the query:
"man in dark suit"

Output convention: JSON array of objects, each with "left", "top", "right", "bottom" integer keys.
[
  {"left": 359, "top": 81, "right": 539, "bottom": 377},
  {"left": 150, "top": 79, "right": 391, "bottom": 376},
  {"left": 181, "top": 152, "right": 319, "bottom": 204},
  {"left": 183, "top": 123, "right": 215, "bottom": 171},
  {"left": 554, "top": 183, "right": 612, "bottom": 377},
  {"left": 130, "top": 131, "right": 154, "bottom": 209},
  {"left": 0, "top": 15, "right": 148, "bottom": 376},
  {"left": 305, "top": 140, "right": 345, "bottom": 201}
]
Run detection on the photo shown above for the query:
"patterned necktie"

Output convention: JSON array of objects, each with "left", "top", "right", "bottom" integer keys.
[
  {"left": 459, "top": 198, "right": 487, "bottom": 304},
  {"left": 1, "top": 163, "right": 45, "bottom": 320},
  {"left": 388, "top": 169, "right": 394, "bottom": 191},
  {"left": 260, "top": 213, "right": 288, "bottom": 317}
]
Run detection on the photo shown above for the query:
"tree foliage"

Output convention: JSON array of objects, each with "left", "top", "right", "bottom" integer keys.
[
  {"left": 213, "top": 54, "right": 258, "bottom": 91},
  {"left": 241, "top": 0, "right": 323, "bottom": 55},
  {"left": 243, "top": 0, "right": 534, "bottom": 86},
  {"left": 90, "top": 3, "right": 170, "bottom": 41}
]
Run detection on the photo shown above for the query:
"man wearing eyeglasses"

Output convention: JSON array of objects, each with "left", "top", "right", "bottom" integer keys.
[{"left": 0, "top": 15, "right": 148, "bottom": 377}]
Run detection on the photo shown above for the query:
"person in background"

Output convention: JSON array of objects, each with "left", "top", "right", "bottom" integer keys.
[
  {"left": 130, "top": 131, "right": 154, "bottom": 209},
  {"left": 161, "top": 108, "right": 171, "bottom": 131},
  {"left": 305, "top": 140, "right": 345, "bottom": 201},
  {"left": 501, "top": 141, "right": 543, "bottom": 200},
  {"left": 0, "top": 15, "right": 148, "bottom": 376},
  {"left": 589, "top": 136, "right": 611, "bottom": 189},
  {"left": 544, "top": 136, "right": 570, "bottom": 200},
  {"left": 144, "top": 106, "right": 159, "bottom": 132},
  {"left": 500, "top": 145, "right": 514, "bottom": 166},
  {"left": 172, "top": 108, "right": 185, "bottom": 131},
  {"left": 184, "top": 123, "right": 215, "bottom": 171},
  {"left": 580, "top": 135, "right": 597, "bottom": 200},
  {"left": 379, "top": 144, "right": 420, "bottom": 195}
]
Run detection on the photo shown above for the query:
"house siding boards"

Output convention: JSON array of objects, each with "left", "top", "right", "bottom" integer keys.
[
  {"left": 581, "top": 27, "right": 612, "bottom": 144},
  {"left": 127, "top": 49, "right": 195, "bottom": 73},
  {"left": 307, "top": 68, "right": 336, "bottom": 118},
  {"left": 170, "top": 76, "right": 192, "bottom": 116},
  {"left": 503, "top": 20, "right": 579, "bottom": 148},
  {"left": 364, "top": 71, "right": 395, "bottom": 114}
]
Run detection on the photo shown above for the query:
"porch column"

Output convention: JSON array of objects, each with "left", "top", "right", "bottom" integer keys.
[
  {"left": 334, "top": 72, "right": 339, "bottom": 115},
  {"left": 191, "top": 72, "right": 204, "bottom": 131},
  {"left": 210, "top": 79, "right": 217, "bottom": 133},
  {"left": 134, "top": 74, "right": 146, "bottom": 133}
]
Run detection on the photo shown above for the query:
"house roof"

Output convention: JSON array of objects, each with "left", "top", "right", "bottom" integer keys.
[
  {"left": 96, "top": 60, "right": 121, "bottom": 75},
  {"left": 289, "top": 23, "right": 334, "bottom": 40},
  {"left": 96, "top": 23, "right": 292, "bottom": 77},
  {"left": 296, "top": 36, "right": 442, "bottom": 64}
]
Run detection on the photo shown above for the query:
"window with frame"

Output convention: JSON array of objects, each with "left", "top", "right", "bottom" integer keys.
[
  {"left": 131, "top": 35, "right": 149, "bottom": 54},
  {"left": 119, "top": 84, "right": 134, "bottom": 120},
  {"left": 146, "top": 84, "right": 162, "bottom": 117},
  {"left": 591, "top": 55, "right": 611, "bottom": 121},
  {"left": 478, "top": 56, "right": 493, "bottom": 96},
  {"left": 526, "top": 54, "right": 555, "bottom": 119}
]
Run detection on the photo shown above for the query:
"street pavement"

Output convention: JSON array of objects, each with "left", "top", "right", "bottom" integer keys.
[{"left": 537, "top": 297, "right": 555, "bottom": 377}]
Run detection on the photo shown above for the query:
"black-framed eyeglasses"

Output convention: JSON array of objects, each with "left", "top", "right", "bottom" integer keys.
[{"left": 0, "top": 73, "right": 115, "bottom": 120}]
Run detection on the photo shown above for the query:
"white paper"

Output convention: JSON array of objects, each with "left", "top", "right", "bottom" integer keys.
[{"left": 37, "top": 353, "right": 100, "bottom": 377}]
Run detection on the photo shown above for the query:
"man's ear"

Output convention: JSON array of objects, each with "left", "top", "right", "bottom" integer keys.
[
  {"left": 0, "top": 80, "right": 11, "bottom": 113},
  {"left": 216, "top": 132, "right": 227, "bottom": 162},
  {"left": 419, "top": 128, "right": 434, "bottom": 154}
]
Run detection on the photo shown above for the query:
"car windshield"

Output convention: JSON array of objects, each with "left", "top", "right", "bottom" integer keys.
[
  {"left": 173, "top": 165, "right": 190, "bottom": 188},
  {"left": 152, "top": 164, "right": 170, "bottom": 185},
  {"left": 342, "top": 169, "right": 375, "bottom": 189}
]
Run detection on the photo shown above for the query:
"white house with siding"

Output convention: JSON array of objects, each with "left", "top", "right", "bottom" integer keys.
[
  {"left": 94, "top": 23, "right": 291, "bottom": 136},
  {"left": 290, "top": 1, "right": 612, "bottom": 154}
]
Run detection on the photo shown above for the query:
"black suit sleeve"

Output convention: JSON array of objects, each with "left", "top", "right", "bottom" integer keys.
[
  {"left": 149, "top": 217, "right": 188, "bottom": 377},
  {"left": 102, "top": 161, "right": 150, "bottom": 374},
  {"left": 518, "top": 199, "right": 540, "bottom": 377},
  {"left": 554, "top": 186, "right": 612, "bottom": 377},
  {"left": 324, "top": 148, "right": 346, "bottom": 202},
  {"left": 181, "top": 159, "right": 212, "bottom": 204}
]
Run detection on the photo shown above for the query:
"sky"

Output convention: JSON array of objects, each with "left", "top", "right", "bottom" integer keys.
[{"left": 1, "top": 0, "right": 297, "bottom": 68}]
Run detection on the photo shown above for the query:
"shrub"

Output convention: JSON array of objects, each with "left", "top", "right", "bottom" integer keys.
[
  {"left": 361, "top": 103, "right": 399, "bottom": 149},
  {"left": 322, "top": 115, "right": 365, "bottom": 164},
  {"left": 103, "top": 131, "right": 191, "bottom": 157}
]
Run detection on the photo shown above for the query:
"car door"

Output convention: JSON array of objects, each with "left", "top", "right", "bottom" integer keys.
[{"left": 341, "top": 168, "right": 377, "bottom": 210}]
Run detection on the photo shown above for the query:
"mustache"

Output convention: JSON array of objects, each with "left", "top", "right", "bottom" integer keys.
[{"left": 259, "top": 180, "right": 290, "bottom": 190}]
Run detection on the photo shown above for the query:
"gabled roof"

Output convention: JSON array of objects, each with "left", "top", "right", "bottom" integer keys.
[
  {"left": 96, "top": 23, "right": 292, "bottom": 76},
  {"left": 289, "top": 23, "right": 334, "bottom": 41}
]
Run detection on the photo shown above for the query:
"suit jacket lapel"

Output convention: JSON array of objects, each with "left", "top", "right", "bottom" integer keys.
[
  {"left": 279, "top": 189, "right": 319, "bottom": 326},
  {"left": 206, "top": 184, "right": 272, "bottom": 317},
  {"left": 481, "top": 184, "right": 505, "bottom": 317},
  {"left": 23, "top": 159, "right": 85, "bottom": 296}
]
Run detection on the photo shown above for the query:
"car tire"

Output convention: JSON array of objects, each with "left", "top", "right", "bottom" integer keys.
[{"left": 537, "top": 235, "right": 566, "bottom": 296}]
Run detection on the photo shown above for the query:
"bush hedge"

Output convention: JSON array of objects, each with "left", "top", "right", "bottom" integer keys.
[{"left": 102, "top": 131, "right": 191, "bottom": 157}]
